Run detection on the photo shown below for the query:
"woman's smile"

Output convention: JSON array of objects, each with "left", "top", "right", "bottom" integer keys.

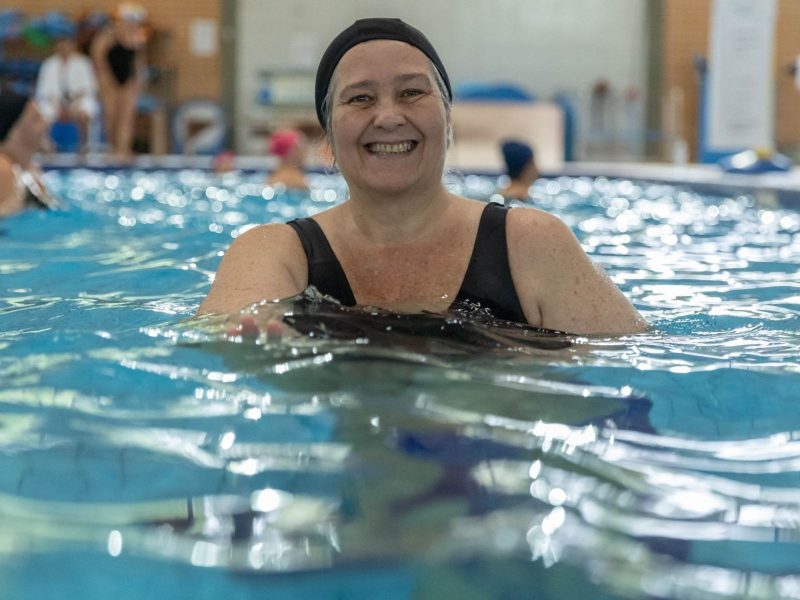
[{"left": 364, "top": 140, "right": 419, "bottom": 155}]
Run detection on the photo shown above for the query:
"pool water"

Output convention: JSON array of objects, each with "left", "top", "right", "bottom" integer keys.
[{"left": 1, "top": 169, "right": 799, "bottom": 599}]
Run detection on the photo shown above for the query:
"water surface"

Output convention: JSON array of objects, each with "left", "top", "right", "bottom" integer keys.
[{"left": 1, "top": 170, "right": 799, "bottom": 599}]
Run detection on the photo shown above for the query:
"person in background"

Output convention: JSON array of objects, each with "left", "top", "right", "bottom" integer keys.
[
  {"left": 0, "top": 93, "right": 58, "bottom": 216},
  {"left": 35, "top": 20, "right": 99, "bottom": 152},
  {"left": 499, "top": 140, "right": 538, "bottom": 202},
  {"left": 212, "top": 150, "right": 237, "bottom": 175},
  {"left": 90, "top": 2, "right": 148, "bottom": 160},
  {"left": 199, "top": 18, "right": 645, "bottom": 335},
  {"left": 266, "top": 128, "right": 309, "bottom": 190}
]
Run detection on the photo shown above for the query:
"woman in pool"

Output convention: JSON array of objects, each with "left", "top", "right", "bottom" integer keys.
[
  {"left": 199, "top": 18, "right": 645, "bottom": 335},
  {"left": 266, "top": 128, "right": 309, "bottom": 190},
  {"left": 0, "top": 93, "right": 58, "bottom": 216}
]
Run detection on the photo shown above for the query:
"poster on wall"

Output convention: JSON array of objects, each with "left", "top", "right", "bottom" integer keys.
[
  {"left": 190, "top": 19, "right": 218, "bottom": 57},
  {"left": 706, "top": 0, "right": 777, "bottom": 151}
]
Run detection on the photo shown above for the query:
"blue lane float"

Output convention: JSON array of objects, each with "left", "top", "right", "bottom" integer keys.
[{"left": 718, "top": 148, "right": 793, "bottom": 174}]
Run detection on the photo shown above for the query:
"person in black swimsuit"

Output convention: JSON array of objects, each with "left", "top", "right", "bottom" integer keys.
[
  {"left": 90, "top": 3, "right": 147, "bottom": 159},
  {"left": 0, "top": 93, "right": 58, "bottom": 217},
  {"left": 198, "top": 18, "right": 646, "bottom": 335}
]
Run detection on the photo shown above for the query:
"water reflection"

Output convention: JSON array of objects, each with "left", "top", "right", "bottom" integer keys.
[{"left": 0, "top": 171, "right": 799, "bottom": 598}]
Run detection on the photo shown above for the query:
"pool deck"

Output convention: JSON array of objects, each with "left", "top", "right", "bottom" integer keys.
[
  {"left": 559, "top": 162, "right": 800, "bottom": 207},
  {"left": 560, "top": 161, "right": 800, "bottom": 192}
]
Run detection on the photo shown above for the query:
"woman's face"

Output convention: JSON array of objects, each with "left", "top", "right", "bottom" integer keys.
[
  {"left": 116, "top": 19, "right": 146, "bottom": 47},
  {"left": 329, "top": 40, "right": 449, "bottom": 198}
]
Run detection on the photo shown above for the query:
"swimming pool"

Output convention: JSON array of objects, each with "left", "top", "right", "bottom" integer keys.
[{"left": 1, "top": 168, "right": 799, "bottom": 599}]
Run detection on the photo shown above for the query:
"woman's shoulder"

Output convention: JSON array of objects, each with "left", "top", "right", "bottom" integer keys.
[
  {"left": 506, "top": 204, "right": 578, "bottom": 256},
  {"left": 228, "top": 222, "right": 310, "bottom": 271},
  {"left": 229, "top": 222, "right": 302, "bottom": 251},
  {"left": 217, "top": 222, "right": 307, "bottom": 285},
  {"left": 507, "top": 203, "right": 565, "bottom": 229}
]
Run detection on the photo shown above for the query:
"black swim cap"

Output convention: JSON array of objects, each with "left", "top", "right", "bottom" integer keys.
[
  {"left": 0, "top": 92, "right": 30, "bottom": 142},
  {"left": 314, "top": 18, "right": 452, "bottom": 129}
]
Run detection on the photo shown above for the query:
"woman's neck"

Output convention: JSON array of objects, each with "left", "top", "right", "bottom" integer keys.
[{"left": 343, "top": 184, "right": 453, "bottom": 245}]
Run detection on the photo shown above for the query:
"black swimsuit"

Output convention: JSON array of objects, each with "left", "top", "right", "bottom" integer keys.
[
  {"left": 287, "top": 202, "right": 527, "bottom": 323},
  {"left": 106, "top": 43, "right": 137, "bottom": 85}
]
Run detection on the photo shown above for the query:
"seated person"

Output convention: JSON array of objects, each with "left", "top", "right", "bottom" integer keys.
[
  {"left": 0, "top": 93, "right": 58, "bottom": 216},
  {"left": 35, "top": 21, "right": 99, "bottom": 151},
  {"left": 199, "top": 19, "right": 645, "bottom": 335},
  {"left": 266, "top": 129, "right": 309, "bottom": 190},
  {"left": 499, "top": 140, "right": 538, "bottom": 201}
]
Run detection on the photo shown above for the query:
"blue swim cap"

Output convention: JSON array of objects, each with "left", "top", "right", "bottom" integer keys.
[
  {"left": 501, "top": 140, "right": 534, "bottom": 179},
  {"left": 315, "top": 18, "right": 452, "bottom": 129},
  {"left": 44, "top": 11, "right": 77, "bottom": 38}
]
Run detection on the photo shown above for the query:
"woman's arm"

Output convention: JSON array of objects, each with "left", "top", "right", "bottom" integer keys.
[
  {"left": 0, "top": 159, "right": 23, "bottom": 217},
  {"left": 508, "top": 207, "right": 647, "bottom": 335},
  {"left": 89, "top": 29, "right": 116, "bottom": 87},
  {"left": 197, "top": 223, "right": 307, "bottom": 315}
]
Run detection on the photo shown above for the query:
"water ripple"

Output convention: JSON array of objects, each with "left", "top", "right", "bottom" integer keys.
[{"left": 0, "top": 171, "right": 797, "bottom": 598}]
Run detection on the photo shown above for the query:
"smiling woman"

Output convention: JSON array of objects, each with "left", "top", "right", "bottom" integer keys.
[
  {"left": 197, "top": 18, "right": 646, "bottom": 335},
  {"left": 328, "top": 41, "right": 449, "bottom": 199}
]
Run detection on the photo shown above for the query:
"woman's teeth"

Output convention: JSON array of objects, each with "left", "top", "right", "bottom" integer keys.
[{"left": 367, "top": 141, "right": 415, "bottom": 154}]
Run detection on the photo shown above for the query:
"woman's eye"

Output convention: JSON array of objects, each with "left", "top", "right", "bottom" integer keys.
[
  {"left": 402, "top": 89, "right": 425, "bottom": 98},
  {"left": 347, "top": 94, "right": 371, "bottom": 104}
]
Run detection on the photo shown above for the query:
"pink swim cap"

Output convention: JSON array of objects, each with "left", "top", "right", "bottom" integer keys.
[{"left": 268, "top": 129, "right": 301, "bottom": 159}]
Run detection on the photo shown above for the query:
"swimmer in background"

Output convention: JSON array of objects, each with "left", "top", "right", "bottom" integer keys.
[
  {"left": 212, "top": 150, "right": 237, "bottom": 175},
  {"left": 90, "top": 2, "right": 148, "bottom": 160},
  {"left": 0, "top": 93, "right": 58, "bottom": 217},
  {"left": 499, "top": 140, "right": 538, "bottom": 202},
  {"left": 200, "top": 18, "right": 645, "bottom": 335},
  {"left": 266, "top": 129, "right": 309, "bottom": 190}
]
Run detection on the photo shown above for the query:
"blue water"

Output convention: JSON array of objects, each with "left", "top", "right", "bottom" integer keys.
[{"left": 1, "top": 169, "right": 799, "bottom": 599}]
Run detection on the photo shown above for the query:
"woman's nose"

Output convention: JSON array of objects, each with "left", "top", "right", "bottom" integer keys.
[{"left": 372, "top": 98, "right": 406, "bottom": 129}]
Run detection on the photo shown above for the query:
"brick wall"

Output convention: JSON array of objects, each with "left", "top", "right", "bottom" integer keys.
[
  {"left": 7, "top": 0, "right": 221, "bottom": 104},
  {"left": 775, "top": 0, "right": 800, "bottom": 153},
  {"left": 663, "top": 0, "right": 800, "bottom": 160}
]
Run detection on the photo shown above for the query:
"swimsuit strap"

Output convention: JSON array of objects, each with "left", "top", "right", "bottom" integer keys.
[
  {"left": 455, "top": 202, "right": 527, "bottom": 322},
  {"left": 286, "top": 218, "right": 357, "bottom": 305}
]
